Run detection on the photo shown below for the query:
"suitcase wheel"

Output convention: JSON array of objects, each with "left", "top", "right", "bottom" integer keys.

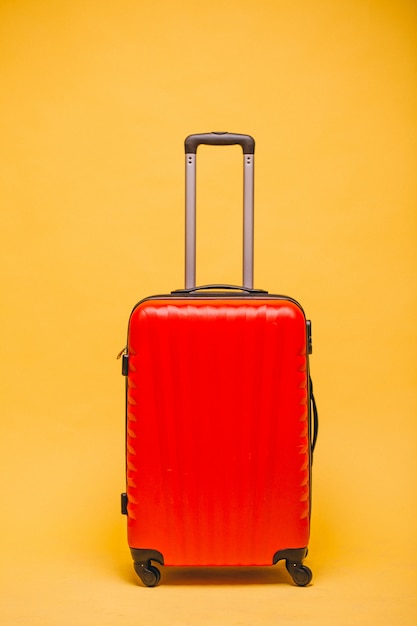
[
  {"left": 133, "top": 561, "right": 161, "bottom": 587},
  {"left": 285, "top": 561, "right": 313, "bottom": 587}
]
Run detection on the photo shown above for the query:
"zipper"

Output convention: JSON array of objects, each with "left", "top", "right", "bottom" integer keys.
[{"left": 116, "top": 346, "right": 127, "bottom": 360}]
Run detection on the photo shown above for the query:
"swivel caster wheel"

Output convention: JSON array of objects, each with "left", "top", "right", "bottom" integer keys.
[
  {"left": 134, "top": 561, "right": 161, "bottom": 587},
  {"left": 285, "top": 561, "right": 313, "bottom": 587}
]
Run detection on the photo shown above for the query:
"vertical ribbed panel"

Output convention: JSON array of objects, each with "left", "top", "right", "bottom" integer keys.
[{"left": 126, "top": 299, "right": 310, "bottom": 566}]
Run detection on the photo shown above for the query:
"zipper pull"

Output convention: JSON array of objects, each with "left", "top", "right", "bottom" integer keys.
[
  {"left": 116, "top": 346, "right": 127, "bottom": 360},
  {"left": 117, "top": 347, "right": 129, "bottom": 376}
]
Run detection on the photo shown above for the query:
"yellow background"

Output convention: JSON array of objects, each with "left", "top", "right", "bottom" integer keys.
[{"left": 1, "top": 0, "right": 416, "bottom": 624}]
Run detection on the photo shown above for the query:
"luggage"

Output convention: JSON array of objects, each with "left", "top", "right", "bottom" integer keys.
[{"left": 120, "top": 132, "right": 318, "bottom": 587}]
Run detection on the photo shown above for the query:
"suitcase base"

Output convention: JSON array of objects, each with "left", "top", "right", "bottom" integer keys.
[{"left": 129, "top": 547, "right": 312, "bottom": 587}]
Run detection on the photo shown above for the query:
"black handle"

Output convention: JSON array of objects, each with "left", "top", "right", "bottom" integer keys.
[
  {"left": 172, "top": 284, "right": 268, "bottom": 295},
  {"left": 310, "top": 379, "right": 319, "bottom": 456},
  {"left": 185, "top": 132, "right": 255, "bottom": 155}
]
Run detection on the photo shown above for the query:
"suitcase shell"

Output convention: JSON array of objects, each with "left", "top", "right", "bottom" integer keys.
[{"left": 121, "top": 133, "right": 317, "bottom": 587}]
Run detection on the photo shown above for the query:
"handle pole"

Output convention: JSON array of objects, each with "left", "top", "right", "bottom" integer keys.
[
  {"left": 243, "top": 154, "right": 254, "bottom": 289},
  {"left": 185, "top": 153, "right": 197, "bottom": 290}
]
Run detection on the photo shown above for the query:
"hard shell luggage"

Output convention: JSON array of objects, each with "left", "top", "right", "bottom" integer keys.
[{"left": 120, "top": 132, "right": 318, "bottom": 587}]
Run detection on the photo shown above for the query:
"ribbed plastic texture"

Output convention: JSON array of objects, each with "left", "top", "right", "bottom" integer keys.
[{"left": 126, "top": 299, "right": 310, "bottom": 566}]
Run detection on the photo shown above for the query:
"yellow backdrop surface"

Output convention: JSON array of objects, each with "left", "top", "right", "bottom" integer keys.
[{"left": 1, "top": 1, "right": 416, "bottom": 624}]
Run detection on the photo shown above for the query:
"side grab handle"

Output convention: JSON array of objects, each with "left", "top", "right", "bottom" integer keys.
[{"left": 310, "top": 379, "right": 319, "bottom": 456}]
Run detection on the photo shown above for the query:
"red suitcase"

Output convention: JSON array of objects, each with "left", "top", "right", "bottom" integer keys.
[{"left": 120, "top": 133, "right": 318, "bottom": 587}]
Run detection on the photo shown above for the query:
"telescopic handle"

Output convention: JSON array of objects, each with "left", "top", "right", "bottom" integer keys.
[{"left": 184, "top": 132, "right": 255, "bottom": 290}]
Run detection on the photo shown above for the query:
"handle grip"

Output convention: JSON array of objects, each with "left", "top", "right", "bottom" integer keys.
[
  {"left": 172, "top": 284, "right": 268, "bottom": 295},
  {"left": 310, "top": 379, "right": 319, "bottom": 456},
  {"left": 185, "top": 132, "right": 255, "bottom": 155}
]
